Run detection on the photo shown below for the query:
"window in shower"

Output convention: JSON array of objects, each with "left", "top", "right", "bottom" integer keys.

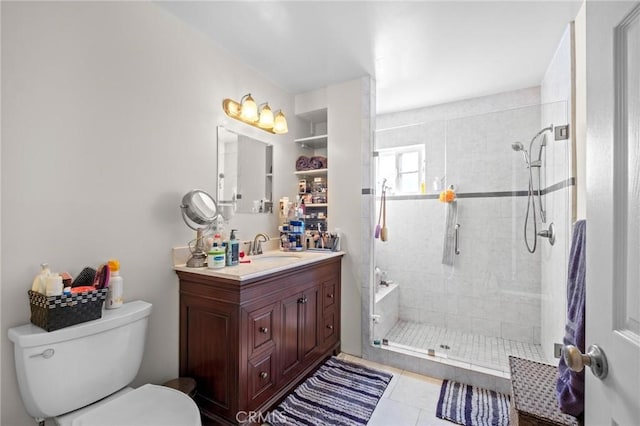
[{"left": 377, "top": 144, "right": 425, "bottom": 194}]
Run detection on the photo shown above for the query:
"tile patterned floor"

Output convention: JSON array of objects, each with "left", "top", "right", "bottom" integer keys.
[
  {"left": 337, "top": 353, "right": 453, "bottom": 426},
  {"left": 203, "top": 352, "right": 497, "bottom": 425},
  {"left": 384, "top": 320, "right": 547, "bottom": 372}
]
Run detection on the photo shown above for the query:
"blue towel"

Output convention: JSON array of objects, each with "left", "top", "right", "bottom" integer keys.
[{"left": 556, "top": 220, "right": 586, "bottom": 416}]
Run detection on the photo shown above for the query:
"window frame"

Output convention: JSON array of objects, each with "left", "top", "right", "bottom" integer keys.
[{"left": 376, "top": 144, "right": 425, "bottom": 195}]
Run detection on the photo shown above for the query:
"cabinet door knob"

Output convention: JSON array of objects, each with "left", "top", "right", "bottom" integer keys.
[
  {"left": 327, "top": 294, "right": 334, "bottom": 299},
  {"left": 259, "top": 371, "right": 268, "bottom": 379},
  {"left": 259, "top": 327, "right": 269, "bottom": 334},
  {"left": 298, "top": 297, "right": 308, "bottom": 304},
  {"left": 326, "top": 324, "right": 334, "bottom": 330}
]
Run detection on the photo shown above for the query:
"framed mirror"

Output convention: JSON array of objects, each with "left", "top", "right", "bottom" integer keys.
[{"left": 217, "top": 126, "right": 273, "bottom": 215}]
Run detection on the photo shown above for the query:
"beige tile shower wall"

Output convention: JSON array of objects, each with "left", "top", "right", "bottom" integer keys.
[
  {"left": 376, "top": 195, "right": 541, "bottom": 344},
  {"left": 540, "top": 24, "right": 573, "bottom": 364},
  {"left": 374, "top": 90, "right": 547, "bottom": 345}
]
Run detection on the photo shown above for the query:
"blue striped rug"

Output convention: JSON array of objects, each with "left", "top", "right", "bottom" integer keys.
[
  {"left": 436, "top": 380, "right": 510, "bottom": 426},
  {"left": 266, "top": 356, "right": 392, "bottom": 426}
]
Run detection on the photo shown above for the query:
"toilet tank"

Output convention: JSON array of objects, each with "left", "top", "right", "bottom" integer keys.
[{"left": 8, "top": 300, "right": 152, "bottom": 419}]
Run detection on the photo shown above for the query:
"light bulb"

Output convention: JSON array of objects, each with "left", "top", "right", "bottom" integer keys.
[
  {"left": 240, "top": 94, "right": 258, "bottom": 122},
  {"left": 273, "top": 110, "right": 288, "bottom": 134},
  {"left": 258, "top": 103, "right": 274, "bottom": 129}
]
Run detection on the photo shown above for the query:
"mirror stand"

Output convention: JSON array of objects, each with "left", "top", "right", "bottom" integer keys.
[{"left": 186, "top": 229, "right": 208, "bottom": 268}]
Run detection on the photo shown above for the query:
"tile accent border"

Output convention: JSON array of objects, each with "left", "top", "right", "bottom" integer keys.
[{"left": 379, "top": 177, "right": 576, "bottom": 201}]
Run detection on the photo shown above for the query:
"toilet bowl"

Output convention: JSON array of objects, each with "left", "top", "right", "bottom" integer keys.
[{"left": 8, "top": 300, "right": 201, "bottom": 426}]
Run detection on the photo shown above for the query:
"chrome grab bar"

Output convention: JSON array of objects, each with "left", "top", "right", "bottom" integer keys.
[{"left": 454, "top": 223, "right": 461, "bottom": 255}]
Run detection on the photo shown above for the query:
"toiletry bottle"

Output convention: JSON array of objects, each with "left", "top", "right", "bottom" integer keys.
[
  {"left": 106, "top": 259, "right": 123, "bottom": 309},
  {"left": 225, "top": 238, "right": 232, "bottom": 266},
  {"left": 31, "top": 263, "right": 51, "bottom": 294},
  {"left": 45, "top": 274, "right": 63, "bottom": 297},
  {"left": 208, "top": 243, "right": 226, "bottom": 269},
  {"left": 229, "top": 229, "right": 240, "bottom": 266}
]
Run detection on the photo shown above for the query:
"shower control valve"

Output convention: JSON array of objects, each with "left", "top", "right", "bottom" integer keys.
[{"left": 537, "top": 222, "right": 555, "bottom": 246}]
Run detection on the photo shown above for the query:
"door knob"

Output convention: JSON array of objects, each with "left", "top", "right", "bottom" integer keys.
[{"left": 563, "top": 344, "right": 608, "bottom": 379}]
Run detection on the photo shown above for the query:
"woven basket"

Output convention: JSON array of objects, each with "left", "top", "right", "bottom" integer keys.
[{"left": 28, "top": 289, "right": 107, "bottom": 332}]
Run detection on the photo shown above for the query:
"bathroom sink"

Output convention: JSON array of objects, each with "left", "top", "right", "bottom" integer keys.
[{"left": 249, "top": 254, "right": 302, "bottom": 262}]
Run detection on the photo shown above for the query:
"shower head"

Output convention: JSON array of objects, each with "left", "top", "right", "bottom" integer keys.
[{"left": 511, "top": 142, "right": 530, "bottom": 165}]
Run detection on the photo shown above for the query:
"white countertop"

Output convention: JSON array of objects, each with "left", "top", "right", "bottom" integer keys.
[{"left": 173, "top": 249, "right": 344, "bottom": 282}]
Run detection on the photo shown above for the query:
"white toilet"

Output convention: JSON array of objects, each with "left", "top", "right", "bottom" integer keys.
[{"left": 8, "top": 300, "right": 201, "bottom": 426}]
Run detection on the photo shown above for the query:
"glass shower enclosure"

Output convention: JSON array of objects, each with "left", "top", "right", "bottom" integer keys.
[{"left": 372, "top": 101, "right": 571, "bottom": 375}]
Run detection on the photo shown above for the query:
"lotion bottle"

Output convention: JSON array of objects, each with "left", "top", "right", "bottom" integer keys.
[
  {"left": 208, "top": 243, "right": 226, "bottom": 269},
  {"left": 229, "top": 229, "right": 240, "bottom": 266},
  {"left": 31, "top": 263, "right": 51, "bottom": 294},
  {"left": 106, "top": 259, "right": 123, "bottom": 309}
]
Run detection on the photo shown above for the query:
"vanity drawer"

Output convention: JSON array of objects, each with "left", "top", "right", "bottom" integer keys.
[
  {"left": 247, "top": 351, "right": 276, "bottom": 408},
  {"left": 323, "top": 310, "right": 337, "bottom": 343},
  {"left": 322, "top": 280, "right": 337, "bottom": 312},
  {"left": 247, "top": 302, "right": 276, "bottom": 357}
]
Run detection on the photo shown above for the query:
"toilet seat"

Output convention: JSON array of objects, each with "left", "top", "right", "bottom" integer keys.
[{"left": 56, "top": 384, "right": 201, "bottom": 426}]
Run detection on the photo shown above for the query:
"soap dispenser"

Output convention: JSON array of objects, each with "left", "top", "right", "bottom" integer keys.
[{"left": 226, "top": 229, "right": 240, "bottom": 266}]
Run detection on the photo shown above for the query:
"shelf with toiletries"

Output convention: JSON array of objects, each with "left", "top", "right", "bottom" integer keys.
[
  {"left": 297, "top": 172, "right": 328, "bottom": 232},
  {"left": 294, "top": 134, "right": 327, "bottom": 150},
  {"left": 293, "top": 168, "right": 327, "bottom": 176},
  {"left": 295, "top": 108, "right": 329, "bottom": 235}
]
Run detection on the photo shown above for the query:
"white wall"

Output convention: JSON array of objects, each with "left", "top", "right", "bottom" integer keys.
[
  {"left": 327, "top": 77, "right": 373, "bottom": 357},
  {"left": 1, "top": 3, "right": 298, "bottom": 424},
  {"left": 540, "top": 24, "right": 574, "bottom": 363}
]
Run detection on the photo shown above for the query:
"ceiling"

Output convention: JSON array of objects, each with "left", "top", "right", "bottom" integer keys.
[{"left": 157, "top": 1, "right": 583, "bottom": 114}]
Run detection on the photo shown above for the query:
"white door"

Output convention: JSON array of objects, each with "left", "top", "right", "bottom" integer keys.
[{"left": 586, "top": 1, "right": 640, "bottom": 425}]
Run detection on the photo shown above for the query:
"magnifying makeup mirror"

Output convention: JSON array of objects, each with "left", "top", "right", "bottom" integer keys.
[{"left": 180, "top": 190, "right": 218, "bottom": 267}]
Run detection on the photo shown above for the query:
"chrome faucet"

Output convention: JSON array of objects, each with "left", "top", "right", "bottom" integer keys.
[{"left": 252, "top": 233, "right": 270, "bottom": 255}]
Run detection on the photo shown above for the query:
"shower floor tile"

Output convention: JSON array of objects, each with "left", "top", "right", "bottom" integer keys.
[{"left": 383, "top": 320, "right": 548, "bottom": 372}]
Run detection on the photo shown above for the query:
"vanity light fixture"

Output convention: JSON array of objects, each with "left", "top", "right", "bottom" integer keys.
[{"left": 222, "top": 94, "right": 288, "bottom": 134}]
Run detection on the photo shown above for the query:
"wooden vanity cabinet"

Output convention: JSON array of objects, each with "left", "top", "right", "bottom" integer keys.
[{"left": 176, "top": 256, "right": 341, "bottom": 425}]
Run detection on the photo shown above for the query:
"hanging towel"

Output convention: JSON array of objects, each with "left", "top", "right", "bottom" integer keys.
[
  {"left": 556, "top": 220, "right": 586, "bottom": 417},
  {"left": 442, "top": 200, "right": 458, "bottom": 266}
]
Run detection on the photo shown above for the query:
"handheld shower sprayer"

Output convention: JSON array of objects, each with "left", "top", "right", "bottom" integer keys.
[
  {"left": 511, "top": 124, "right": 554, "bottom": 253},
  {"left": 511, "top": 142, "right": 530, "bottom": 166}
]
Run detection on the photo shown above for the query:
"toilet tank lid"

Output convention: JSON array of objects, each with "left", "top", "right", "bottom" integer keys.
[{"left": 8, "top": 300, "right": 152, "bottom": 349}]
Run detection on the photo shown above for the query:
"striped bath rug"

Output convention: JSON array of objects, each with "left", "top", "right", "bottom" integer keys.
[
  {"left": 266, "top": 356, "right": 392, "bottom": 425},
  {"left": 436, "top": 379, "right": 510, "bottom": 426}
]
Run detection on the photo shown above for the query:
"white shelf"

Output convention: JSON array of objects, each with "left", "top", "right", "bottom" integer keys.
[
  {"left": 294, "top": 134, "right": 328, "bottom": 149},
  {"left": 294, "top": 168, "right": 328, "bottom": 176},
  {"left": 305, "top": 203, "right": 328, "bottom": 208}
]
